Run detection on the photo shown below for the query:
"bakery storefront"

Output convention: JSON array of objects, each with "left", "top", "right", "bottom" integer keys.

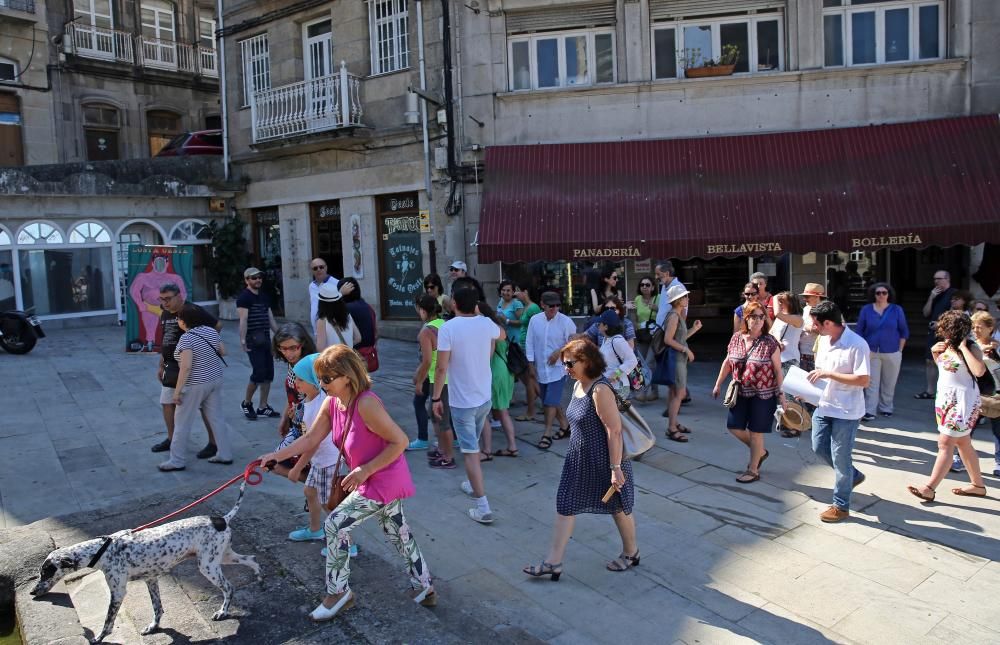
[{"left": 480, "top": 116, "right": 1000, "bottom": 330}]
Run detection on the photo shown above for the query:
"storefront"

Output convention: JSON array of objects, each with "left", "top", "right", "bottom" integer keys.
[
  {"left": 376, "top": 192, "right": 423, "bottom": 320},
  {"left": 481, "top": 116, "right": 1000, "bottom": 330}
]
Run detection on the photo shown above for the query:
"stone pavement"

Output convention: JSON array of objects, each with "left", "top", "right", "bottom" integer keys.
[{"left": 2, "top": 324, "right": 1000, "bottom": 644}]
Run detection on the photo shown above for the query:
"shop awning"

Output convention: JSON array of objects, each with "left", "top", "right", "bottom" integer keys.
[{"left": 478, "top": 115, "right": 1000, "bottom": 263}]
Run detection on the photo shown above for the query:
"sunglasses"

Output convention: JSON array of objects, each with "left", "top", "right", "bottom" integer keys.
[
  {"left": 319, "top": 375, "right": 340, "bottom": 385},
  {"left": 875, "top": 290, "right": 888, "bottom": 295},
  {"left": 278, "top": 343, "right": 302, "bottom": 352},
  {"left": 743, "top": 292, "right": 756, "bottom": 297},
  {"left": 248, "top": 276, "right": 263, "bottom": 280},
  {"left": 545, "top": 304, "right": 560, "bottom": 309},
  {"left": 562, "top": 360, "right": 577, "bottom": 368},
  {"left": 311, "top": 266, "right": 326, "bottom": 271},
  {"left": 640, "top": 283, "right": 653, "bottom": 288},
  {"left": 747, "top": 314, "right": 766, "bottom": 321},
  {"left": 449, "top": 267, "right": 462, "bottom": 272}
]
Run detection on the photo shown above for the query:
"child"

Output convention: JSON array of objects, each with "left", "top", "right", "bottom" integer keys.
[{"left": 284, "top": 353, "right": 357, "bottom": 557}]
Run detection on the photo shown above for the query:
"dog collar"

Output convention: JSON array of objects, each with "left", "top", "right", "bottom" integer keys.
[{"left": 87, "top": 536, "right": 113, "bottom": 568}]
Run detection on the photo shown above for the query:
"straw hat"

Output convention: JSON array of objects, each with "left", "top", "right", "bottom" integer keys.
[
  {"left": 779, "top": 401, "right": 812, "bottom": 432},
  {"left": 799, "top": 283, "right": 826, "bottom": 298}
]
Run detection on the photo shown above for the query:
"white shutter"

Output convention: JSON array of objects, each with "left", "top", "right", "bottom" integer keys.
[
  {"left": 649, "top": 0, "right": 784, "bottom": 22},
  {"left": 506, "top": 2, "right": 616, "bottom": 35}
]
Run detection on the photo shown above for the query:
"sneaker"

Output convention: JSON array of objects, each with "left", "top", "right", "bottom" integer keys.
[
  {"left": 196, "top": 443, "right": 217, "bottom": 459},
  {"left": 490, "top": 419, "right": 502, "bottom": 429},
  {"left": 861, "top": 414, "right": 876, "bottom": 422},
  {"left": 881, "top": 412, "right": 893, "bottom": 417},
  {"left": 411, "top": 586, "right": 437, "bottom": 607},
  {"left": 289, "top": 527, "right": 325, "bottom": 542},
  {"left": 257, "top": 405, "right": 281, "bottom": 418},
  {"left": 151, "top": 438, "right": 171, "bottom": 453},
  {"left": 460, "top": 480, "right": 474, "bottom": 497},
  {"left": 428, "top": 457, "right": 456, "bottom": 470},
  {"left": 158, "top": 461, "right": 185, "bottom": 472},
  {"left": 407, "top": 439, "right": 429, "bottom": 451},
  {"left": 241, "top": 401, "right": 257, "bottom": 420},
  {"left": 950, "top": 459, "right": 967, "bottom": 473},
  {"left": 468, "top": 507, "right": 494, "bottom": 524},
  {"left": 993, "top": 468, "right": 1000, "bottom": 478},
  {"left": 819, "top": 505, "right": 849, "bottom": 523}
]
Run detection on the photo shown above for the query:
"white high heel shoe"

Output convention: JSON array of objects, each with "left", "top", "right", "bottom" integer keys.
[{"left": 309, "top": 590, "right": 354, "bottom": 622}]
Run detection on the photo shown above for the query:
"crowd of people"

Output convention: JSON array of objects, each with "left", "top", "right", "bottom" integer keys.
[{"left": 145, "top": 255, "right": 1000, "bottom": 622}]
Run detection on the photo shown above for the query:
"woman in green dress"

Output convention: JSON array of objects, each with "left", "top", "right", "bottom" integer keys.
[{"left": 480, "top": 302, "right": 518, "bottom": 458}]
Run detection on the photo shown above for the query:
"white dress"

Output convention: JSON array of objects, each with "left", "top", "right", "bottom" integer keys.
[
  {"left": 321, "top": 317, "right": 356, "bottom": 349},
  {"left": 935, "top": 349, "right": 981, "bottom": 437}
]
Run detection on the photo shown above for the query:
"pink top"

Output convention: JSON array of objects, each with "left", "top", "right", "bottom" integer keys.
[{"left": 329, "top": 392, "right": 414, "bottom": 504}]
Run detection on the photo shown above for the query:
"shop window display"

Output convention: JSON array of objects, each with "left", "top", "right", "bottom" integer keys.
[
  {"left": 18, "top": 247, "right": 116, "bottom": 315},
  {"left": 170, "top": 219, "right": 214, "bottom": 302}
]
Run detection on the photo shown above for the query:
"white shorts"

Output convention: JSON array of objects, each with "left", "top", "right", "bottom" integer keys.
[{"left": 160, "top": 386, "right": 175, "bottom": 405}]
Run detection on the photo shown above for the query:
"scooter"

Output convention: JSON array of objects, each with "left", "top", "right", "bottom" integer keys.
[{"left": 0, "top": 309, "right": 45, "bottom": 354}]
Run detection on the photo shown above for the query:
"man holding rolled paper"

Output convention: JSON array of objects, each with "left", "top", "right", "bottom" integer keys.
[{"left": 803, "top": 301, "right": 870, "bottom": 523}]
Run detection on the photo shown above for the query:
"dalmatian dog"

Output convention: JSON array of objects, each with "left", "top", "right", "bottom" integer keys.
[{"left": 29, "top": 480, "right": 261, "bottom": 643}]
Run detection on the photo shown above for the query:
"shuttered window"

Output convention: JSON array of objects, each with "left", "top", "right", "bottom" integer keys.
[
  {"left": 649, "top": 0, "right": 784, "bottom": 22},
  {"left": 505, "top": 2, "right": 616, "bottom": 35}
]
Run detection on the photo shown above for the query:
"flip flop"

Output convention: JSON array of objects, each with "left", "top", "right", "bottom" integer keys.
[
  {"left": 952, "top": 485, "right": 987, "bottom": 497},
  {"left": 493, "top": 448, "right": 519, "bottom": 457},
  {"left": 553, "top": 427, "right": 571, "bottom": 440},
  {"left": 907, "top": 485, "right": 936, "bottom": 502},
  {"left": 757, "top": 450, "right": 770, "bottom": 470}
]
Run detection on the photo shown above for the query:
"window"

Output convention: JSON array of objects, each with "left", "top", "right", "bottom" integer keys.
[
  {"left": 18, "top": 227, "right": 116, "bottom": 315},
  {"left": 823, "top": 1, "right": 944, "bottom": 67},
  {"left": 69, "top": 221, "right": 112, "bottom": 243},
  {"left": 170, "top": 219, "right": 214, "bottom": 302},
  {"left": 82, "top": 103, "right": 120, "bottom": 161},
  {"left": 0, "top": 226, "right": 12, "bottom": 311},
  {"left": 74, "top": 0, "right": 113, "bottom": 29},
  {"left": 508, "top": 29, "right": 615, "bottom": 91},
  {"left": 199, "top": 11, "right": 216, "bottom": 51},
  {"left": 18, "top": 222, "right": 63, "bottom": 245},
  {"left": 146, "top": 110, "right": 182, "bottom": 156},
  {"left": 652, "top": 14, "right": 783, "bottom": 80},
  {"left": 72, "top": 0, "right": 116, "bottom": 58},
  {"left": 0, "top": 58, "right": 16, "bottom": 83},
  {"left": 239, "top": 34, "right": 270, "bottom": 107},
  {"left": 368, "top": 0, "right": 409, "bottom": 75},
  {"left": 0, "top": 92, "right": 22, "bottom": 166},
  {"left": 141, "top": 1, "right": 175, "bottom": 42},
  {"left": 304, "top": 18, "right": 333, "bottom": 80}
]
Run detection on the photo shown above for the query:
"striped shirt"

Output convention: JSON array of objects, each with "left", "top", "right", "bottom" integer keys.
[
  {"left": 174, "top": 327, "right": 224, "bottom": 385},
  {"left": 236, "top": 288, "right": 272, "bottom": 333}
]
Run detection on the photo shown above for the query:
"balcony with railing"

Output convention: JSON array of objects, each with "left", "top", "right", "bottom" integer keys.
[
  {"left": 251, "top": 62, "right": 365, "bottom": 144},
  {"left": 65, "top": 23, "right": 135, "bottom": 64},
  {"left": 198, "top": 46, "right": 218, "bottom": 78},
  {"left": 137, "top": 35, "right": 194, "bottom": 72}
]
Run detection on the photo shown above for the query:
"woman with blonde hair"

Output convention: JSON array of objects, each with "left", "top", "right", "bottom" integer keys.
[
  {"left": 971, "top": 311, "right": 1000, "bottom": 476},
  {"left": 257, "top": 345, "right": 435, "bottom": 621}
]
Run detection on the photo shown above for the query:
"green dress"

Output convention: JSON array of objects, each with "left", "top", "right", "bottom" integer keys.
[{"left": 491, "top": 338, "right": 515, "bottom": 410}]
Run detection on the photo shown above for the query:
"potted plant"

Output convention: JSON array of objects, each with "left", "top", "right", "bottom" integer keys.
[
  {"left": 207, "top": 213, "right": 250, "bottom": 320},
  {"left": 680, "top": 44, "right": 741, "bottom": 78}
]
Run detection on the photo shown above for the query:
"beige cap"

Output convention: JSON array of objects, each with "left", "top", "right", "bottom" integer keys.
[{"left": 244, "top": 267, "right": 263, "bottom": 278}]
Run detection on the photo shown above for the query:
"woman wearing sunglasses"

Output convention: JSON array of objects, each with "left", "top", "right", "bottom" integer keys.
[
  {"left": 631, "top": 277, "right": 660, "bottom": 402},
  {"left": 855, "top": 283, "right": 909, "bottom": 421},
  {"left": 732, "top": 283, "right": 760, "bottom": 333},
  {"left": 523, "top": 338, "right": 638, "bottom": 581},
  {"left": 713, "top": 301, "right": 784, "bottom": 484}
]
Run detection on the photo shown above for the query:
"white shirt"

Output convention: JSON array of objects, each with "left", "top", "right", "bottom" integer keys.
[
  {"left": 600, "top": 334, "right": 638, "bottom": 389},
  {"left": 815, "top": 326, "right": 870, "bottom": 420},
  {"left": 655, "top": 277, "right": 686, "bottom": 327},
  {"left": 304, "top": 394, "right": 340, "bottom": 468},
  {"left": 308, "top": 275, "right": 340, "bottom": 333},
  {"left": 771, "top": 318, "right": 803, "bottom": 363},
  {"left": 437, "top": 315, "right": 500, "bottom": 408},
  {"left": 799, "top": 305, "right": 818, "bottom": 356},
  {"left": 526, "top": 311, "right": 577, "bottom": 384},
  {"left": 320, "top": 316, "right": 356, "bottom": 350}
]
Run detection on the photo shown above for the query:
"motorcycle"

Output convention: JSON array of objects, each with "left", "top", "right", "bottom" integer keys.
[{"left": 0, "top": 309, "right": 45, "bottom": 354}]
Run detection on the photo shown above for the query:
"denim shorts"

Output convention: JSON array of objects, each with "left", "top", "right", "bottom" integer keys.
[
  {"left": 247, "top": 346, "right": 274, "bottom": 383},
  {"left": 539, "top": 377, "right": 567, "bottom": 408},
  {"left": 450, "top": 400, "right": 492, "bottom": 453},
  {"left": 727, "top": 395, "right": 778, "bottom": 433}
]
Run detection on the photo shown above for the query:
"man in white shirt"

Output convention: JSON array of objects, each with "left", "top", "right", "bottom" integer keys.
[
  {"left": 526, "top": 291, "right": 577, "bottom": 449},
  {"left": 307, "top": 258, "right": 352, "bottom": 333},
  {"left": 433, "top": 286, "right": 501, "bottom": 525},
  {"left": 806, "top": 300, "right": 870, "bottom": 523}
]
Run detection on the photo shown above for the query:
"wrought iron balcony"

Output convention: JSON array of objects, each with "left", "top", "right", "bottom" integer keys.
[
  {"left": 137, "top": 35, "right": 194, "bottom": 72},
  {"left": 251, "top": 62, "right": 364, "bottom": 143},
  {"left": 65, "top": 23, "right": 134, "bottom": 64},
  {"left": 0, "top": 0, "right": 35, "bottom": 14}
]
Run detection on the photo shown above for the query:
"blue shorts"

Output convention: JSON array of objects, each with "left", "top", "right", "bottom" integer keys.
[
  {"left": 539, "top": 377, "right": 567, "bottom": 408},
  {"left": 247, "top": 346, "right": 274, "bottom": 383},
  {"left": 451, "top": 401, "right": 492, "bottom": 454},
  {"left": 727, "top": 395, "right": 778, "bottom": 434}
]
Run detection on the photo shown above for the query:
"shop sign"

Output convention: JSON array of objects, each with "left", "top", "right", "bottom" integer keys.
[
  {"left": 379, "top": 213, "right": 423, "bottom": 319},
  {"left": 381, "top": 195, "right": 418, "bottom": 212},
  {"left": 419, "top": 210, "right": 431, "bottom": 233},
  {"left": 851, "top": 234, "right": 922, "bottom": 248},
  {"left": 572, "top": 246, "right": 642, "bottom": 259},
  {"left": 381, "top": 215, "right": 420, "bottom": 238},
  {"left": 634, "top": 259, "right": 651, "bottom": 273},
  {"left": 706, "top": 242, "right": 783, "bottom": 255}
]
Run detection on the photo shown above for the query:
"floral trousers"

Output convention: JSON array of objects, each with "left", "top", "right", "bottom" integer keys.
[{"left": 324, "top": 491, "right": 432, "bottom": 595}]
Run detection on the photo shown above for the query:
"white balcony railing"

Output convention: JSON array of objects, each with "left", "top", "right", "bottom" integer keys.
[
  {"left": 198, "top": 46, "right": 218, "bottom": 77},
  {"left": 251, "top": 62, "right": 364, "bottom": 143},
  {"left": 137, "top": 36, "right": 194, "bottom": 72},
  {"left": 65, "top": 23, "right": 134, "bottom": 64}
]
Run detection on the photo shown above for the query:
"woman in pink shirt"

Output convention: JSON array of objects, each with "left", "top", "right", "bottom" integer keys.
[{"left": 257, "top": 345, "right": 434, "bottom": 622}]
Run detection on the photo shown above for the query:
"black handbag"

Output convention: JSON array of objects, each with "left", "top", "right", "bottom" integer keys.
[
  {"left": 506, "top": 341, "right": 529, "bottom": 377},
  {"left": 247, "top": 328, "right": 269, "bottom": 348},
  {"left": 161, "top": 362, "right": 180, "bottom": 387}
]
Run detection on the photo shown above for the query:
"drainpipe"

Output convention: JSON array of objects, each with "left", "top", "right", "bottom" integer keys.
[
  {"left": 416, "top": 0, "right": 432, "bottom": 203},
  {"left": 440, "top": 0, "right": 457, "bottom": 178},
  {"left": 217, "top": 0, "right": 230, "bottom": 181}
]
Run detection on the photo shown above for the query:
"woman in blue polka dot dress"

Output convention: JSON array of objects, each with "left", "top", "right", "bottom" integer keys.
[{"left": 523, "top": 338, "right": 638, "bottom": 580}]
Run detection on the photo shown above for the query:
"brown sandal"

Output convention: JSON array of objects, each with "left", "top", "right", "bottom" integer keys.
[
  {"left": 907, "top": 484, "right": 936, "bottom": 502},
  {"left": 952, "top": 485, "right": 987, "bottom": 497},
  {"left": 736, "top": 470, "right": 759, "bottom": 484},
  {"left": 667, "top": 429, "right": 688, "bottom": 443}
]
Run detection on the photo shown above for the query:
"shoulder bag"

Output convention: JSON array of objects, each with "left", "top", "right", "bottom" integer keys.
[
  {"left": 357, "top": 304, "right": 380, "bottom": 373},
  {"left": 325, "top": 396, "right": 358, "bottom": 512},
  {"left": 588, "top": 379, "right": 655, "bottom": 460},
  {"left": 505, "top": 341, "right": 529, "bottom": 377},
  {"left": 188, "top": 330, "right": 228, "bottom": 367},
  {"left": 635, "top": 301, "right": 657, "bottom": 345},
  {"left": 723, "top": 335, "right": 765, "bottom": 408},
  {"left": 609, "top": 335, "right": 646, "bottom": 392}
]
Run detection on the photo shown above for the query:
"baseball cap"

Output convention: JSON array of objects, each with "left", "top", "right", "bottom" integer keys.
[
  {"left": 541, "top": 291, "right": 562, "bottom": 306},
  {"left": 449, "top": 260, "right": 468, "bottom": 272},
  {"left": 597, "top": 309, "right": 621, "bottom": 327},
  {"left": 318, "top": 283, "right": 342, "bottom": 302},
  {"left": 244, "top": 267, "right": 263, "bottom": 278}
]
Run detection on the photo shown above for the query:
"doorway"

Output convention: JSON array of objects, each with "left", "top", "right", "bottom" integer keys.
[
  {"left": 311, "top": 201, "right": 344, "bottom": 280},
  {"left": 252, "top": 208, "right": 284, "bottom": 315}
]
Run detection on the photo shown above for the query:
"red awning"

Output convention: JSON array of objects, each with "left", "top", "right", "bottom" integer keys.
[{"left": 478, "top": 115, "right": 1000, "bottom": 263}]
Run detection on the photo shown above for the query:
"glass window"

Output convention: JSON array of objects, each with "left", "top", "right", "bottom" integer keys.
[
  {"left": 720, "top": 23, "right": 749, "bottom": 73},
  {"left": 683, "top": 25, "right": 712, "bottom": 68},
  {"left": 199, "top": 11, "right": 216, "bottom": 50},
  {"left": 595, "top": 33, "right": 614, "bottom": 83},
  {"left": 69, "top": 222, "right": 112, "bottom": 243},
  {"left": 19, "top": 248, "right": 116, "bottom": 315},
  {"left": 824, "top": 14, "right": 844, "bottom": 66},
  {"left": 170, "top": 220, "right": 213, "bottom": 301},
  {"left": 851, "top": 11, "right": 876, "bottom": 64},
  {"left": 884, "top": 8, "right": 910, "bottom": 62},
  {"left": 564, "top": 35, "right": 588, "bottom": 86},
  {"left": 919, "top": 4, "right": 940, "bottom": 59},
  {"left": 756, "top": 20, "right": 779, "bottom": 71},
  {"left": 18, "top": 222, "right": 63, "bottom": 244},
  {"left": 147, "top": 110, "right": 182, "bottom": 156},
  {"left": 0, "top": 228, "right": 10, "bottom": 245},
  {"left": 239, "top": 34, "right": 270, "bottom": 107},
  {"left": 653, "top": 28, "right": 676, "bottom": 79},
  {"left": 0, "top": 249, "right": 13, "bottom": 311},
  {"left": 368, "top": 0, "right": 409, "bottom": 75},
  {"left": 141, "top": 0, "right": 175, "bottom": 41},
  {"left": 511, "top": 41, "right": 530, "bottom": 89},
  {"left": 536, "top": 38, "right": 559, "bottom": 87}
]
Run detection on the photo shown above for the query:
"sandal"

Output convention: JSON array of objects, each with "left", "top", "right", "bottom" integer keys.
[
  {"left": 780, "top": 429, "right": 802, "bottom": 438},
  {"left": 606, "top": 551, "right": 640, "bottom": 572},
  {"left": 514, "top": 414, "right": 533, "bottom": 422},
  {"left": 480, "top": 454, "right": 494, "bottom": 463},
  {"left": 523, "top": 561, "right": 562, "bottom": 581},
  {"left": 736, "top": 470, "right": 760, "bottom": 484},
  {"left": 537, "top": 435, "right": 553, "bottom": 450},
  {"left": 667, "top": 429, "right": 689, "bottom": 443},
  {"left": 914, "top": 392, "right": 934, "bottom": 400},
  {"left": 907, "top": 484, "right": 936, "bottom": 502},
  {"left": 757, "top": 450, "right": 770, "bottom": 471},
  {"left": 494, "top": 448, "right": 519, "bottom": 457},
  {"left": 952, "top": 485, "right": 987, "bottom": 497},
  {"left": 676, "top": 424, "right": 692, "bottom": 434},
  {"left": 553, "top": 427, "right": 571, "bottom": 440}
]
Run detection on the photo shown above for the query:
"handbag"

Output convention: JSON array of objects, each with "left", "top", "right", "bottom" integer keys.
[
  {"left": 161, "top": 361, "right": 180, "bottom": 387},
  {"left": 357, "top": 305, "right": 380, "bottom": 372},
  {"left": 588, "top": 380, "right": 655, "bottom": 460},
  {"left": 982, "top": 395, "right": 1000, "bottom": 419},
  {"left": 650, "top": 325, "right": 666, "bottom": 356},
  {"left": 635, "top": 303, "right": 657, "bottom": 345},
  {"left": 723, "top": 336, "right": 766, "bottom": 409},
  {"left": 324, "top": 397, "right": 357, "bottom": 512},
  {"left": 246, "top": 328, "right": 269, "bottom": 348},
  {"left": 609, "top": 336, "right": 645, "bottom": 392},
  {"left": 651, "top": 347, "right": 677, "bottom": 386},
  {"left": 505, "top": 341, "right": 529, "bottom": 377}
]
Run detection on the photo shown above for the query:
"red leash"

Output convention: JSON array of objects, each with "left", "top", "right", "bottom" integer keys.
[{"left": 132, "top": 460, "right": 266, "bottom": 533}]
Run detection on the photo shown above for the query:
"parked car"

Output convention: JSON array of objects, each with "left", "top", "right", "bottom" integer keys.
[{"left": 155, "top": 130, "right": 223, "bottom": 157}]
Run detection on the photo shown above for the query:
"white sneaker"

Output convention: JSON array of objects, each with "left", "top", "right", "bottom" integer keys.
[
  {"left": 460, "top": 480, "right": 474, "bottom": 497},
  {"left": 309, "top": 590, "right": 354, "bottom": 622},
  {"left": 490, "top": 419, "right": 502, "bottom": 429},
  {"left": 468, "top": 507, "right": 494, "bottom": 524}
]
